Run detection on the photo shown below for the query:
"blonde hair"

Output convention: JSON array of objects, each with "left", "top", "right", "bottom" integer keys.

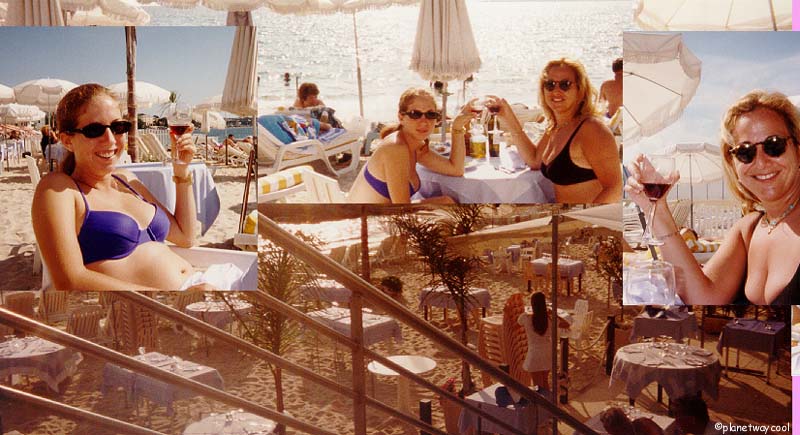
[
  {"left": 720, "top": 90, "right": 800, "bottom": 213},
  {"left": 380, "top": 87, "right": 438, "bottom": 139},
  {"left": 538, "top": 58, "right": 599, "bottom": 130}
]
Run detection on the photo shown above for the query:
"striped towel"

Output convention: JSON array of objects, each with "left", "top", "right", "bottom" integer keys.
[
  {"left": 319, "top": 128, "right": 347, "bottom": 143},
  {"left": 243, "top": 210, "right": 258, "bottom": 235},
  {"left": 258, "top": 165, "right": 310, "bottom": 195}
]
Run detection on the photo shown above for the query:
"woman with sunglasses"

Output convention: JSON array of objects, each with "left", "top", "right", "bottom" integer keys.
[
  {"left": 347, "top": 87, "right": 468, "bottom": 203},
  {"left": 31, "top": 84, "right": 212, "bottom": 291},
  {"left": 485, "top": 58, "right": 621, "bottom": 203},
  {"left": 626, "top": 90, "right": 800, "bottom": 305}
]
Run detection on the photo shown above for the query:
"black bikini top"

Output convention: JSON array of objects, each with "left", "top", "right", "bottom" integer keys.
[{"left": 540, "top": 118, "right": 597, "bottom": 185}]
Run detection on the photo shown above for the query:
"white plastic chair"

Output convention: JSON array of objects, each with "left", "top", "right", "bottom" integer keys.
[
  {"left": 258, "top": 123, "right": 362, "bottom": 177},
  {"left": 301, "top": 168, "right": 347, "bottom": 203},
  {"left": 574, "top": 299, "right": 589, "bottom": 317}
]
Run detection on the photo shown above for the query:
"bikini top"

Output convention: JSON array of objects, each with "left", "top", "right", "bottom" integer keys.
[
  {"left": 74, "top": 174, "right": 170, "bottom": 265},
  {"left": 540, "top": 119, "right": 597, "bottom": 185},
  {"left": 363, "top": 163, "right": 418, "bottom": 200}
]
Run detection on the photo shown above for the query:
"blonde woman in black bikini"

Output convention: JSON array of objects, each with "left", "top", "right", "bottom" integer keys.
[
  {"left": 487, "top": 58, "right": 621, "bottom": 203},
  {"left": 626, "top": 90, "right": 800, "bottom": 305}
]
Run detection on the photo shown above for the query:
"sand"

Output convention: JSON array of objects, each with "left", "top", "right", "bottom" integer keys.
[
  {"left": 0, "top": 159, "right": 256, "bottom": 291},
  {"left": 0, "top": 218, "right": 791, "bottom": 435}
]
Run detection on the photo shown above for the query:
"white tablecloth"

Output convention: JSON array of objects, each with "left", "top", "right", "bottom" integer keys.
[
  {"left": 307, "top": 307, "right": 402, "bottom": 347},
  {"left": 631, "top": 309, "right": 698, "bottom": 342},
  {"left": 418, "top": 286, "right": 491, "bottom": 311},
  {"left": 575, "top": 408, "right": 675, "bottom": 435},
  {"left": 610, "top": 343, "right": 721, "bottom": 400},
  {"left": 530, "top": 257, "right": 585, "bottom": 278},
  {"left": 185, "top": 300, "right": 252, "bottom": 329},
  {"left": 183, "top": 411, "right": 277, "bottom": 435},
  {"left": 301, "top": 279, "right": 352, "bottom": 304},
  {"left": 102, "top": 351, "right": 224, "bottom": 415},
  {"left": 0, "top": 337, "right": 83, "bottom": 392},
  {"left": 458, "top": 383, "right": 551, "bottom": 435},
  {"left": 416, "top": 157, "right": 555, "bottom": 203},
  {"left": 118, "top": 162, "right": 220, "bottom": 235}
]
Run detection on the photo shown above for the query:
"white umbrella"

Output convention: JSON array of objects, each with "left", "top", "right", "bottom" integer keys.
[
  {"left": 0, "top": 84, "right": 15, "bottom": 104},
  {"left": 264, "top": 0, "right": 419, "bottom": 118},
  {"left": 140, "top": 0, "right": 263, "bottom": 9},
  {"left": 108, "top": 81, "right": 171, "bottom": 109},
  {"left": 663, "top": 142, "right": 724, "bottom": 229},
  {"left": 0, "top": 103, "right": 47, "bottom": 124},
  {"left": 409, "top": 0, "right": 481, "bottom": 143},
  {"left": 60, "top": 0, "right": 149, "bottom": 24},
  {"left": 13, "top": 78, "right": 78, "bottom": 114},
  {"left": 6, "top": 0, "right": 65, "bottom": 25},
  {"left": 193, "top": 110, "right": 227, "bottom": 131},
  {"left": 634, "top": 0, "right": 791, "bottom": 31},
  {"left": 195, "top": 94, "right": 223, "bottom": 113},
  {"left": 222, "top": 25, "right": 258, "bottom": 117},
  {"left": 622, "top": 33, "right": 702, "bottom": 146}
]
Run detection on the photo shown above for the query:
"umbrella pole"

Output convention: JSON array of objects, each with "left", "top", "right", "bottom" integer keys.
[
  {"left": 689, "top": 156, "right": 694, "bottom": 229},
  {"left": 550, "top": 213, "right": 559, "bottom": 434},
  {"left": 352, "top": 12, "right": 364, "bottom": 119},
  {"left": 441, "top": 83, "right": 448, "bottom": 144}
]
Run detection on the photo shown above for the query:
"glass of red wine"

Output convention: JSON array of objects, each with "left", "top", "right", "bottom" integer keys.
[
  {"left": 641, "top": 155, "right": 675, "bottom": 246},
  {"left": 166, "top": 102, "right": 192, "bottom": 165}
]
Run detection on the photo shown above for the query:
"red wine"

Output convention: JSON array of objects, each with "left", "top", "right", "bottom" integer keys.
[
  {"left": 169, "top": 125, "right": 190, "bottom": 136},
  {"left": 470, "top": 107, "right": 484, "bottom": 114},
  {"left": 488, "top": 105, "right": 501, "bottom": 113},
  {"left": 642, "top": 183, "right": 670, "bottom": 201}
]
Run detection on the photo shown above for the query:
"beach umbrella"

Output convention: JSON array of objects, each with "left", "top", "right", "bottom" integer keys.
[
  {"left": 108, "top": 81, "right": 171, "bottom": 109},
  {"left": 663, "top": 142, "right": 723, "bottom": 229},
  {"left": 264, "top": 0, "right": 419, "bottom": 118},
  {"left": 0, "top": 103, "right": 46, "bottom": 124},
  {"left": 193, "top": 110, "right": 227, "bottom": 131},
  {"left": 409, "top": 0, "right": 481, "bottom": 143},
  {"left": 5, "top": 0, "right": 65, "bottom": 25},
  {"left": 0, "top": 84, "right": 14, "bottom": 104},
  {"left": 13, "top": 78, "right": 78, "bottom": 115},
  {"left": 195, "top": 94, "right": 223, "bottom": 113},
  {"left": 634, "top": 0, "right": 791, "bottom": 31},
  {"left": 222, "top": 26, "right": 258, "bottom": 117},
  {"left": 622, "top": 33, "right": 702, "bottom": 147},
  {"left": 60, "top": 0, "right": 149, "bottom": 24}
]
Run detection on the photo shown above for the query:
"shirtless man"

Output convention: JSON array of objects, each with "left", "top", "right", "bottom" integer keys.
[{"left": 599, "top": 58, "right": 622, "bottom": 118}]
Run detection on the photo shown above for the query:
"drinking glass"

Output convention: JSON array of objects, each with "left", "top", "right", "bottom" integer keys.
[
  {"left": 640, "top": 156, "right": 675, "bottom": 246},
  {"left": 624, "top": 260, "right": 676, "bottom": 305},
  {"left": 166, "top": 102, "right": 192, "bottom": 165}
]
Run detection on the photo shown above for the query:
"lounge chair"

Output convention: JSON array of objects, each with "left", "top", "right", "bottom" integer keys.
[
  {"left": 37, "top": 290, "right": 68, "bottom": 323},
  {"left": 142, "top": 132, "right": 170, "bottom": 161},
  {"left": 66, "top": 305, "right": 108, "bottom": 343},
  {"left": 301, "top": 168, "right": 347, "bottom": 203},
  {"left": 257, "top": 114, "right": 362, "bottom": 177},
  {"left": 257, "top": 165, "right": 310, "bottom": 203}
]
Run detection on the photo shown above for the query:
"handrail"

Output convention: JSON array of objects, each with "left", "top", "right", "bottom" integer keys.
[
  {"left": 0, "top": 385, "right": 167, "bottom": 435},
  {"left": 259, "top": 212, "right": 600, "bottom": 434}
]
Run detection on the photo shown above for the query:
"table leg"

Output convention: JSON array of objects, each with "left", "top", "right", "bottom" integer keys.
[
  {"left": 657, "top": 384, "right": 663, "bottom": 404},
  {"left": 398, "top": 376, "right": 410, "bottom": 414},
  {"left": 579, "top": 274, "right": 582, "bottom": 293},
  {"left": 424, "top": 306, "right": 429, "bottom": 321}
]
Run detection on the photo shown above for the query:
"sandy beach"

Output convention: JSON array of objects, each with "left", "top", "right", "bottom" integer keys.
[
  {"left": 0, "top": 158, "right": 256, "bottom": 291},
  {"left": 0, "top": 213, "right": 791, "bottom": 434}
]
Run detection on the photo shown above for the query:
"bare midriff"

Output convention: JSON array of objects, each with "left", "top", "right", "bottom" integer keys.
[{"left": 86, "top": 242, "right": 193, "bottom": 290}]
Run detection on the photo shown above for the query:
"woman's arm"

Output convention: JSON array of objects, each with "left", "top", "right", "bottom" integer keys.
[
  {"left": 581, "top": 119, "right": 622, "bottom": 203},
  {"left": 417, "top": 108, "right": 470, "bottom": 177},
  {"left": 382, "top": 144, "right": 414, "bottom": 204},
  {"left": 486, "top": 96, "right": 544, "bottom": 169}
]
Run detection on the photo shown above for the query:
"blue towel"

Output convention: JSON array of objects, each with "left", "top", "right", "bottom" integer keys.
[
  {"left": 258, "top": 115, "right": 321, "bottom": 144},
  {"left": 319, "top": 128, "right": 347, "bottom": 143}
]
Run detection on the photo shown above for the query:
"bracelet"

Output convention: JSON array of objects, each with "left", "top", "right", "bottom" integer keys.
[
  {"left": 172, "top": 173, "right": 193, "bottom": 184},
  {"left": 451, "top": 126, "right": 467, "bottom": 134},
  {"left": 654, "top": 229, "right": 681, "bottom": 240}
]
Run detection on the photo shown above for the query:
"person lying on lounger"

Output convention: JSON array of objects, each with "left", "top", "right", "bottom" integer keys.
[
  {"left": 32, "top": 83, "right": 236, "bottom": 291},
  {"left": 292, "top": 82, "right": 344, "bottom": 131}
]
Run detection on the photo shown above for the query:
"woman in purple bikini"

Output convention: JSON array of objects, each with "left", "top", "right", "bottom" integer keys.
[
  {"left": 32, "top": 83, "right": 211, "bottom": 291},
  {"left": 347, "top": 87, "right": 470, "bottom": 204}
]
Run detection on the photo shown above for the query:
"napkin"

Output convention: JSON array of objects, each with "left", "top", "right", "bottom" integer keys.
[
  {"left": 180, "top": 263, "right": 245, "bottom": 291},
  {"left": 499, "top": 145, "right": 527, "bottom": 171}
]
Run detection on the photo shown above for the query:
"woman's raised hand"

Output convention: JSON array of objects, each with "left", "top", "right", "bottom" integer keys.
[
  {"left": 624, "top": 154, "right": 680, "bottom": 211},
  {"left": 171, "top": 125, "right": 196, "bottom": 166}
]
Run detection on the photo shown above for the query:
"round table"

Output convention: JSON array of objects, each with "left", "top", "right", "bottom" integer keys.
[
  {"left": 0, "top": 336, "right": 82, "bottom": 393},
  {"left": 367, "top": 355, "right": 436, "bottom": 414},
  {"left": 185, "top": 300, "right": 253, "bottom": 329},
  {"left": 183, "top": 411, "right": 276, "bottom": 434}
]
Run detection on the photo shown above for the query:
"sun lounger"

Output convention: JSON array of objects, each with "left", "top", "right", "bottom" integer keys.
[
  {"left": 301, "top": 167, "right": 347, "bottom": 203},
  {"left": 257, "top": 165, "right": 310, "bottom": 203},
  {"left": 142, "top": 132, "right": 170, "bottom": 161}
]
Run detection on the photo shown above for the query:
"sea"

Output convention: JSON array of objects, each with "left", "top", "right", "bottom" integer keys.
[{"left": 144, "top": 1, "right": 626, "bottom": 123}]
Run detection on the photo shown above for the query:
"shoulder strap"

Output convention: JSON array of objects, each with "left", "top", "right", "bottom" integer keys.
[
  {"left": 71, "top": 178, "right": 90, "bottom": 211},
  {"left": 565, "top": 118, "right": 588, "bottom": 146},
  {"left": 112, "top": 174, "right": 145, "bottom": 200}
]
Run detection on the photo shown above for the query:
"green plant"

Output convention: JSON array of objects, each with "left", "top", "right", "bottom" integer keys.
[{"left": 597, "top": 236, "right": 622, "bottom": 284}]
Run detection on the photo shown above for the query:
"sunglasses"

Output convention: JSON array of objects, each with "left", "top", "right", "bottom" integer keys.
[
  {"left": 68, "top": 120, "right": 132, "bottom": 139},
  {"left": 402, "top": 110, "right": 441, "bottom": 121},
  {"left": 728, "top": 135, "right": 791, "bottom": 164},
  {"left": 543, "top": 79, "right": 574, "bottom": 92}
]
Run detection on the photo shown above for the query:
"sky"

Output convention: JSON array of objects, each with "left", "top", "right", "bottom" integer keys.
[
  {"left": 625, "top": 31, "right": 800, "bottom": 162},
  {"left": 0, "top": 26, "right": 235, "bottom": 114}
]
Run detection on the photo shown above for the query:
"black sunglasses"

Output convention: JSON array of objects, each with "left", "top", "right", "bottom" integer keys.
[
  {"left": 402, "top": 110, "right": 441, "bottom": 121},
  {"left": 68, "top": 120, "right": 132, "bottom": 139},
  {"left": 543, "top": 79, "right": 574, "bottom": 92},
  {"left": 728, "top": 135, "right": 791, "bottom": 164}
]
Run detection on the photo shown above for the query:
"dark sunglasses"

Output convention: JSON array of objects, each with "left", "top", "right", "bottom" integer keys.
[
  {"left": 543, "top": 79, "right": 574, "bottom": 92},
  {"left": 402, "top": 110, "right": 441, "bottom": 121},
  {"left": 728, "top": 135, "right": 791, "bottom": 164},
  {"left": 68, "top": 120, "right": 132, "bottom": 139}
]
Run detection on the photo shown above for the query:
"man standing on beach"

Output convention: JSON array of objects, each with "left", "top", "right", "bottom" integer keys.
[{"left": 599, "top": 58, "right": 622, "bottom": 118}]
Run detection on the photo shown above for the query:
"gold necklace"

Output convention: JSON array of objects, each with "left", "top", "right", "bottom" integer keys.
[{"left": 761, "top": 196, "right": 800, "bottom": 234}]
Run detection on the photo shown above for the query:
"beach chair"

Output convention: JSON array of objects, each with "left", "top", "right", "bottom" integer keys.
[
  {"left": 37, "top": 290, "right": 68, "bottom": 323},
  {"left": 117, "top": 299, "right": 159, "bottom": 355},
  {"left": 142, "top": 132, "right": 170, "bottom": 161},
  {"left": 301, "top": 168, "right": 347, "bottom": 203},
  {"left": 568, "top": 310, "right": 595, "bottom": 361},
  {"left": 501, "top": 294, "right": 531, "bottom": 387},
  {"left": 257, "top": 116, "right": 362, "bottom": 177},
  {"left": 135, "top": 136, "right": 155, "bottom": 161},
  {"left": 3, "top": 292, "right": 36, "bottom": 319},
  {"left": 66, "top": 305, "right": 107, "bottom": 342},
  {"left": 25, "top": 156, "right": 43, "bottom": 275},
  {"left": 257, "top": 165, "right": 310, "bottom": 203},
  {"left": 478, "top": 315, "right": 506, "bottom": 388}
]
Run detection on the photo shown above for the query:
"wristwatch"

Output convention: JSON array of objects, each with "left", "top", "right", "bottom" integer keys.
[{"left": 172, "top": 173, "right": 193, "bottom": 184}]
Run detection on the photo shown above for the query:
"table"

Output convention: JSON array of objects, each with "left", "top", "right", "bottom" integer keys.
[
  {"left": 529, "top": 257, "right": 585, "bottom": 295},
  {"left": 506, "top": 245, "right": 522, "bottom": 263},
  {"left": 367, "top": 355, "right": 436, "bottom": 414},
  {"left": 119, "top": 162, "right": 220, "bottom": 235},
  {"left": 574, "top": 408, "right": 675, "bottom": 435},
  {"left": 0, "top": 336, "right": 83, "bottom": 392},
  {"left": 716, "top": 319, "right": 787, "bottom": 383},
  {"left": 306, "top": 306, "right": 402, "bottom": 347},
  {"left": 418, "top": 286, "right": 491, "bottom": 321},
  {"left": 458, "top": 383, "right": 552, "bottom": 435},
  {"left": 416, "top": 157, "right": 555, "bottom": 203},
  {"left": 301, "top": 279, "right": 352, "bottom": 304},
  {"left": 185, "top": 300, "right": 253, "bottom": 329},
  {"left": 183, "top": 411, "right": 277, "bottom": 435},
  {"left": 102, "top": 351, "right": 224, "bottom": 415},
  {"left": 631, "top": 309, "right": 698, "bottom": 343},
  {"left": 610, "top": 343, "right": 721, "bottom": 402}
]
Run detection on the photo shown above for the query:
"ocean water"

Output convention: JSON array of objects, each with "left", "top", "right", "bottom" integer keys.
[{"left": 145, "top": 1, "right": 626, "bottom": 123}]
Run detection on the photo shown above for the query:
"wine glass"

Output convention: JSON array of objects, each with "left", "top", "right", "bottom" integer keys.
[
  {"left": 166, "top": 102, "right": 192, "bottom": 165},
  {"left": 640, "top": 155, "right": 675, "bottom": 246}
]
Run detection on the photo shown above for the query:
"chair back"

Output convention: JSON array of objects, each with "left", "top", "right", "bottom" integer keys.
[
  {"left": 4, "top": 292, "right": 36, "bottom": 318},
  {"left": 143, "top": 133, "right": 170, "bottom": 161},
  {"left": 573, "top": 299, "right": 589, "bottom": 316},
  {"left": 478, "top": 315, "right": 506, "bottom": 387},
  {"left": 135, "top": 136, "right": 153, "bottom": 161},
  {"left": 502, "top": 293, "right": 531, "bottom": 386},
  {"left": 257, "top": 124, "right": 281, "bottom": 160},
  {"left": 38, "top": 290, "right": 68, "bottom": 323},
  {"left": 173, "top": 291, "right": 204, "bottom": 313},
  {"left": 25, "top": 155, "right": 40, "bottom": 185},
  {"left": 117, "top": 300, "right": 159, "bottom": 355},
  {"left": 301, "top": 168, "right": 346, "bottom": 203},
  {"left": 66, "top": 305, "right": 105, "bottom": 340},
  {"left": 328, "top": 246, "right": 347, "bottom": 264}
]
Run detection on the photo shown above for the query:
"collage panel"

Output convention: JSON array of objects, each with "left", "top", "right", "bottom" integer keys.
[{"left": 629, "top": 0, "right": 792, "bottom": 31}]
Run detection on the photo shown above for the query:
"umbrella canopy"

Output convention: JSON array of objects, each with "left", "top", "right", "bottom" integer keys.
[
  {"left": 663, "top": 142, "right": 724, "bottom": 229},
  {"left": 194, "top": 94, "right": 223, "bottom": 113},
  {"left": 409, "top": 0, "right": 481, "bottom": 142},
  {"left": 622, "top": 33, "right": 702, "bottom": 146},
  {"left": 264, "top": 0, "right": 419, "bottom": 118},
  {"left": 13, "top": 78, "right": 78, "bottom": 114},
  {"left": 6, "top": 0, "right": 65, "bottom": 25},
  {"left": 634, "top": 0, "right": 791, "bottom": 31},
  {"left": 60, "top": 0, "right": 149, "bottom": 24},
  {"left": 108, "top": 81, "right": 171, "bottom": 109},
  {"left": 221, "top": 26, "right": 258, "bottom": 117},
  {"left": 0, "top": 84, "right": 14, "bottom": 104},
  {"left": 140, "top": 0, "right": 263, "bottom": 10},
  {"left": 0, "top": 103, "right": 47, "bottom": 124},
  {"left": 193, "top": 110, "right": 227, "bottom": 132}
]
